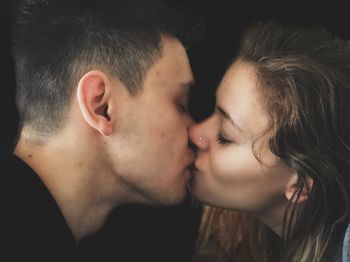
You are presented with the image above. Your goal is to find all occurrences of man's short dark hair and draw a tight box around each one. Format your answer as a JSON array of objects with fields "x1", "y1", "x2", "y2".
[{"x1": 12, "y1": 0, "x2": 203, "y2": 135}]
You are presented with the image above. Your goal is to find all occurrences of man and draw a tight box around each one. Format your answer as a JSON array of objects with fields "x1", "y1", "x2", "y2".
[{"x1": 2, "y1": 0, "x2": 202, "y2": 260}]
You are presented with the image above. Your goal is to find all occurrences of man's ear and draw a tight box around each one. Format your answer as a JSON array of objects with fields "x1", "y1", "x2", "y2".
[
  {"x1": 76, "y1": 70, "x2": 113, "y2": 136},
  {"x1": 285, "y1": 174, "x2": 313, "y2": 203}
]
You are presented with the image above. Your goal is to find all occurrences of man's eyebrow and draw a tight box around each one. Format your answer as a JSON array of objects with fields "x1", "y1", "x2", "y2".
[{"x1": 217, "y1": 106, "x2": 242, "y2": 132}]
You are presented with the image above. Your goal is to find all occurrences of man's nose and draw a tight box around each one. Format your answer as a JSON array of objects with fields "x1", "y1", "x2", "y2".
[{"x1": 185, "y1": 113, "x2": 195, "y2": 129}]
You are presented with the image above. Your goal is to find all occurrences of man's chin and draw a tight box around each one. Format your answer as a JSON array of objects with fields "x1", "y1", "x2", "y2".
[
  {"x1": 186, "y1": 175, "x2": 196, "y2": 195},
  {"x1": 164, "y1": 188, "x2": 189, "y2": 206},
  {"x1": 143, "y1": 186, "x2": 189, "y2": 207}
]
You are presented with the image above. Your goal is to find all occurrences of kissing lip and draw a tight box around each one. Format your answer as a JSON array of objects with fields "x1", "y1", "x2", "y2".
[{"x1": 187, "y1": 161, "x2": 199, "y2": 175}]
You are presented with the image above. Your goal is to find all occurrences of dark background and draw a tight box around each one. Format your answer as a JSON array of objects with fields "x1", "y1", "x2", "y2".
[
  {"x1": 1, "y1": 0, "x2": 17, "y2": 150},
  {"x1": 1, "y1": 1, "x2": 349, "y2": 261}
]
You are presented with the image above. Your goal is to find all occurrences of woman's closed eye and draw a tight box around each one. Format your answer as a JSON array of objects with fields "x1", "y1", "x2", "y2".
[{"x1": 216, "y1": 132, "x2": 233, "y2": 145}]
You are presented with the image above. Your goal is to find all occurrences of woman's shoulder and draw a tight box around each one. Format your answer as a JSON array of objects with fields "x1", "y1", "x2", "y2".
[{"x1": 342, "y1": 223, "x2": 350, "y2": 261}]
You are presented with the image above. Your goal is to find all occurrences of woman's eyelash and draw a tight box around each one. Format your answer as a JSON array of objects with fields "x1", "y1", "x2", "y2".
[{"x1": 216, "y1": 132, "x2": 232, "y2": 145}]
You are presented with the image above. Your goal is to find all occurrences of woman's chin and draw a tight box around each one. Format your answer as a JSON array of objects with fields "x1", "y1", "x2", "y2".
[{"x1": 187, "y1": 176, "x2": 208, "y2": 203}]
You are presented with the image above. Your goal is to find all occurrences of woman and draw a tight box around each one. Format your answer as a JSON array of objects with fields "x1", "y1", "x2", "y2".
[{"x1": 189, "y1": 21, "x2": 350, "y2": 262}]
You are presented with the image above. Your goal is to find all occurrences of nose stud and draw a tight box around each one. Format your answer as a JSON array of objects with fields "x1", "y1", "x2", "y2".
[{"x1": 196, "y1": 136, "x2": 208, "y2": 150}]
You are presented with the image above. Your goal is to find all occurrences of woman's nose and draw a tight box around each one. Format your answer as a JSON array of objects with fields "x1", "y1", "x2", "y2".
[{"x1": 189, "y1": 120, "x2": 209, "y2": 152}]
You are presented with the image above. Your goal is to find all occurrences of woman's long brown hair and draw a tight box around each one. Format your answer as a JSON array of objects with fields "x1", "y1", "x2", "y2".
[{"x1": 194, "y1": 21, "x2": 350, "y2": 262}]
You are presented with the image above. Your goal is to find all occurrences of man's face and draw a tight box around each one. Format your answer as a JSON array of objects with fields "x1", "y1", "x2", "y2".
[{"x1": 109, "y1": 35, "x2": 195, "y2": 205}]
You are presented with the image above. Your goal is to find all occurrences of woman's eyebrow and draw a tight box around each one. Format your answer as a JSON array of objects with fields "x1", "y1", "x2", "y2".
[{"x1": 217, "y1": 106, "x2": 243, "y2": 132}]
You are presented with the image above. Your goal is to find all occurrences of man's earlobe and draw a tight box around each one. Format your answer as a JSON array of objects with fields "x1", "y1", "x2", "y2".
[
  {"x1": 285, "y1": 174, "x2": 313, "y2": 203},
  {"x1": 76, "y1": 70, "x2": 113, "y2": 136}
]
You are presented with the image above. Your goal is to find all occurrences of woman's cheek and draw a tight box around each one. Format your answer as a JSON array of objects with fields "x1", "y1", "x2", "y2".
[{"x1": 210, "y1": 147, "x2": 237, "y2": 183}]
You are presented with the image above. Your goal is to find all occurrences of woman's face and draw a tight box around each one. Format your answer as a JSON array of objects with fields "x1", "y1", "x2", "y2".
[{"x1": 189, "y1": 60, "x2": 295, "y2": 216}]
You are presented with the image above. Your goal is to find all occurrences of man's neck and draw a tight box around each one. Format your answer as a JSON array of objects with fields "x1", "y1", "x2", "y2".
[{"x1": 13, "y1": 131, "x2": 121, "y2": 242}]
